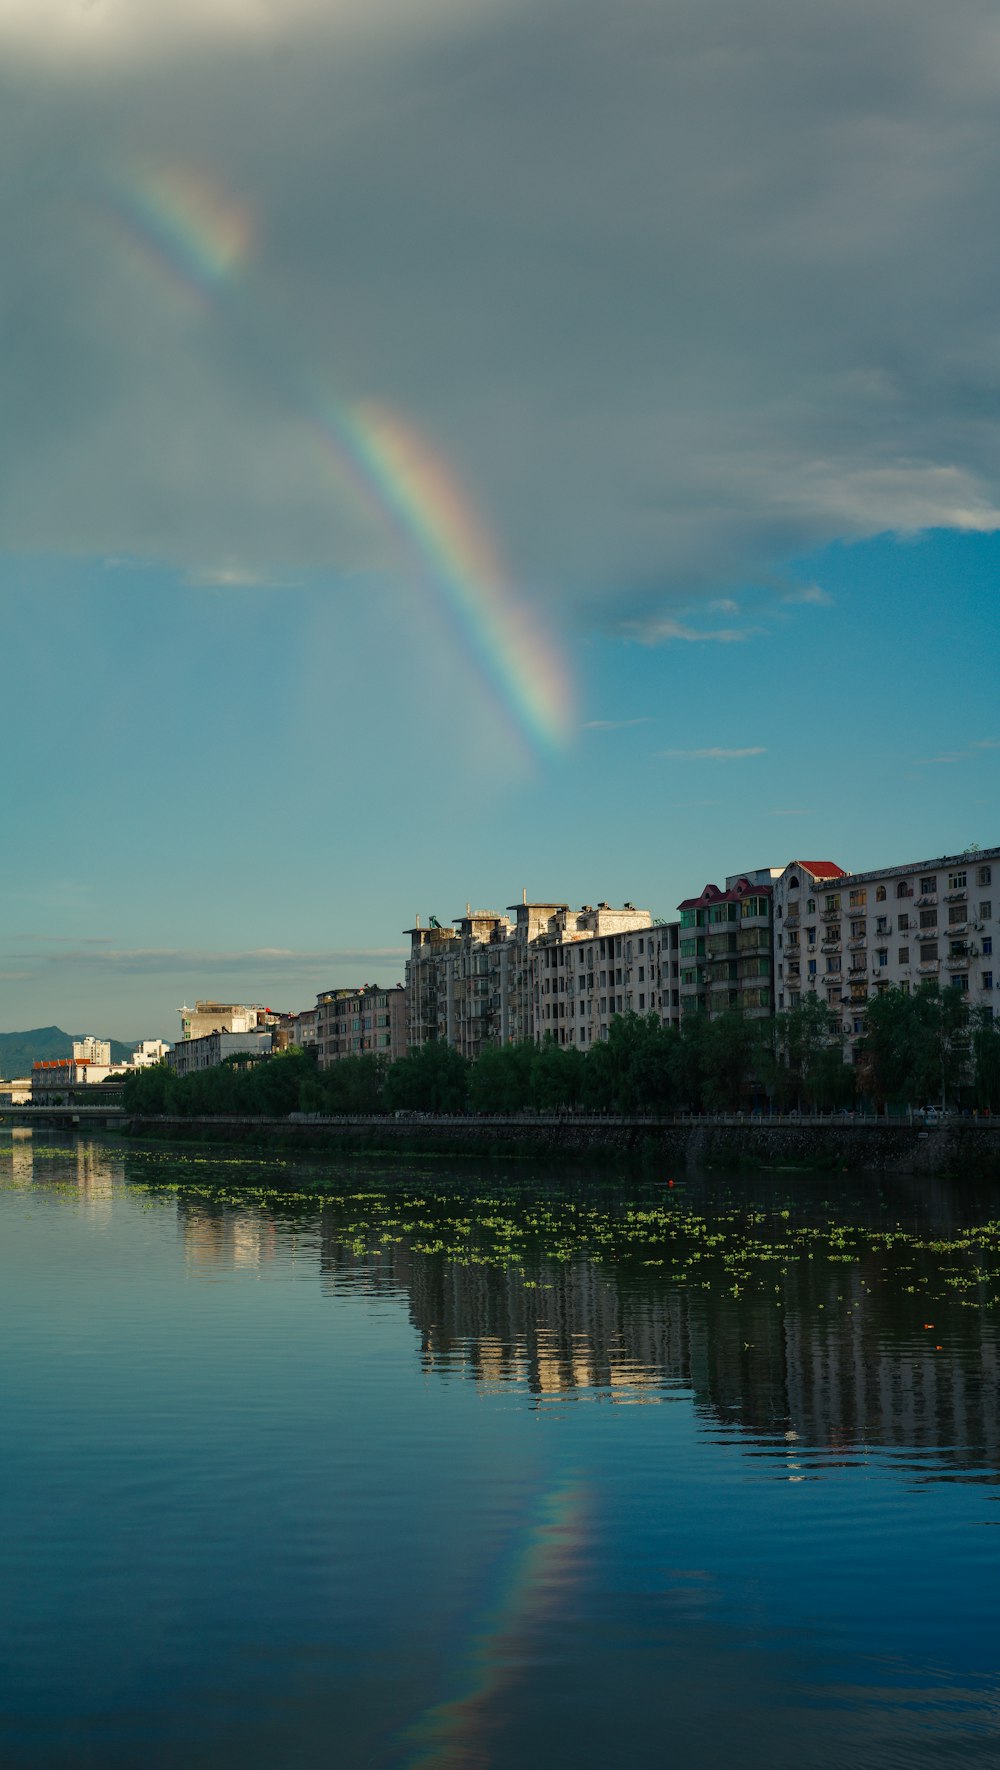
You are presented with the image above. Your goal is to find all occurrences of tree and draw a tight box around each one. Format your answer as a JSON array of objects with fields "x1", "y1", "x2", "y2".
[
  {"x1": 467, "y1": 1043, "x2": 535, "y2": 1113},
  {"x1": 383, "y1": 1040, "x2": 469, "y2": 1114},
  {"x1": 859, "y1": 984, "x2": 970, "y2": 1110},
  {"x1": 972, "y1": 1009, "x2": 1000, "y2": 1109}
]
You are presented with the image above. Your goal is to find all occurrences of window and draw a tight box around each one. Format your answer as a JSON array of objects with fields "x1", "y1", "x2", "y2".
[
  {"x1": 638, "y1": 965, "x2": 645, "y2": 981},
  {"x1": 877, "y1": 949, "x2": 888, "y2": 967},
  {"x1": 849, "y1": 889, "x2": 867, "y2": 907},
  {"x1": 920, "y1": 908, "x2": 938, "y2": 928},
  {"x1": 898, "y1": 913, "x2": 909, "y2": 931},
  {"x1": 638, "y1": 938, "x2": 644, "y2": 954},
  {"x1": 806, "y1": 926, "x2": 817, "y2": 944},
  {"x1": 984, "y1": 937, "x2": 994, "y2": 957},
  {"x1": 984, "y1": 972, "x2": 994, "y2": 991},
  {"x1": 638, "y1": 994, "x2": 645, "y2": 1009},
  {"x1": 920, "y1": 942, "x2": 938, "y2": 961},
  {"x1": 920, "y1": 876, "x2": 937, "y2": 895},
  {"x1": 825, "y1": 893, "x2": 841, "y2": 911},
  {"x1": 981, "y1": 902, "x2": 992, "y2": 921},
  {"x1": 949, "y1": 904, "x2": 967, "y2": 924},
  {"x1": 851, "y1": 919, "x2": 866, "y2": 938},
  {"x1": 978, "y1": 866, "x2": 992, "y2": 887},
  {"x1": 826, "y1": 956, "x2": 841, "y2": 973},
  {"x1": 806, "y1": 898, "x2": 816, "y2": 913},
  {"x1": 854, "y1": 1017, "x2": 864, "y2": 1034},
  {"x1": 952, "y1": 973, "x2": 969, "y2": 992},
  {"x1": 948, "y1": 870, "x2": 967, "y2": 891},
  {"x1": 826, "y1": 926, "x2": 841, "y2": 943},
  {"x1": 898, "y1": 947, "x2": 909, "y2": 964},
  {"x1": 897, "y1": 881, "x2": 911, "y2": 898},
  {"x1": 808, "y1": 960, "x2": 817, "y2": 976},
  {"x1": 876, "y1": 916, "x2": 888, "y2": 934}
]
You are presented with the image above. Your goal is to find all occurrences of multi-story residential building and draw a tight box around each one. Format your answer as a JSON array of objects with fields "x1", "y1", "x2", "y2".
[
  {"x1": 177, "y1": 1001, "x2": 280, "y2": 1041},
  {"x1": 404, "y1": 917, "x2": 460, "y2": 1049},
  {"x1": 779, "y1": 845, "x2": 999, "y2": 1057},
  {"x1": 770, "y1": 861, "x2": 849, "y2": 1011},
  {"x1": 314, "y1": 984, "x2": 408, "y2": 1064},
  {"x1": 291, "y1": 1008, "x2": 318, "y2": 1051},
  {"x1": 167, "y1": 1029, "x2": 273, "y2": 1077},
  {"x1": 677, "y1": 869, "x2": 784, "y2": 1019},
  {"x1": 73, "y1": 1036, "x2": 111, "y2": 1066},
  {"x1": 530, "y1": 903, "x2": 655, "y2": 1046}
]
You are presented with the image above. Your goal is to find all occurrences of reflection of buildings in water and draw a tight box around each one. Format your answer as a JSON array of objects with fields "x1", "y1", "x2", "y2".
[
  {"x1": 74, "y1": 1142, "x2": 123, "y2": 1213},
  {"x1": 315, "y1": 1206, "x2": 1000, "y2": 1474},
  {"x1": 178, "y1": 1202, "x2": 276, "y2": 1271},
  {"x1": 9, "y1": 1128, "x2": 34, "y2": 1187}
]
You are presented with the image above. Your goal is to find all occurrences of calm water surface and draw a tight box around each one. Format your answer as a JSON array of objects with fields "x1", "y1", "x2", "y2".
[{"x1": 2, "y1": 1131, "x2": 999, "y2": 1768}]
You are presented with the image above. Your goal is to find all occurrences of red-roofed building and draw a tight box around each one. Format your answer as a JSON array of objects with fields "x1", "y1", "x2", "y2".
[
  {"x1": 771, "y1": 860, "x2": 849, "y2": 1014},
  {"x1": 678, "y1": 867, "x2": 783, "y2": 1020}
]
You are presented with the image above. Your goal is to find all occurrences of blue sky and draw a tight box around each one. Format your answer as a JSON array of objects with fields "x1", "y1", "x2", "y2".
[{"x1": 2, "y1": 0, "x2": 998, "y2": 1040}]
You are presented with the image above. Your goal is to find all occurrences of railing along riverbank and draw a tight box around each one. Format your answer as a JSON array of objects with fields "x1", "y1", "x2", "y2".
[{"x1": 115, "y1": 1110, "x2": 1000, "y2": 1180}]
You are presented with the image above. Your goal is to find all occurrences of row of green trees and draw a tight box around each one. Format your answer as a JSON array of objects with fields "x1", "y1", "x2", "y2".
[{"x1": 121, "y1": 989, "x2": 1000, "y2": 1121}]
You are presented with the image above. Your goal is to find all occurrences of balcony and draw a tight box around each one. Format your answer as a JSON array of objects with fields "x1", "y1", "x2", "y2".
[
  {"x1": 848, "y1": 938, "x2": 867, "y2": 952},
  {"x1": 848, "y1": 962, "x2": 867, "y2": 977},
  {"x1": 821, "y1": 939, "x2": 842, "y2": 954},
  {"x1": 917, "y1": 961, "x2": 940, "y2": 975},
  {"x1": 947, "y1": 921, "x2": 968, "y2": 937},
  {"x1": 946, "y1": 950, "x2": 974, "y2": 969},
  {"x1": 917, "y1": 894, "x2": 938, "y2": 908},
  {"x1": 784, "y1": 914, "x2": 800, "y2": 931},
  {"x1": 944, "y1": 891, "x2": 967, "y2": 904},
  {"x1": 821, "y1": 908, "x2": 842, "y2": 922}
]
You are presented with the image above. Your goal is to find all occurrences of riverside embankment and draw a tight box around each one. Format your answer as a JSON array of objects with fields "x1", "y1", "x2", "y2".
[{"x1": 121, "y1": 1112, "x2": 1000, "y2": 1179}]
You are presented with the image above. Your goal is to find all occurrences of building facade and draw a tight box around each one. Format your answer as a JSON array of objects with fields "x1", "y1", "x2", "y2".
[
  {"x1": 677, "y1": 870, "x2": 784, "y2": 1020},
  {"x1": 167, "y1": 1030, "x2": 273, "y2": 1077},
  {"x1": 773, "y1": 846, "x2": 998, "y2": 1057},
  {"x1": 73, "y1": 1037, "x2": 111, "y2": 1066},
  {"x1": 314, "y1": 984, "x2": 408, "y2": 1064}
]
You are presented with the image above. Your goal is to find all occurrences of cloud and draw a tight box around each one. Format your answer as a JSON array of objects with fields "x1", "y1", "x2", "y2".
[
  {"x1": 658, "y1": 746, "x2": 766, "y2": 761},
  {"x1": 3, "y1": 0, "x2": 1000, "y2": 620},
  {"x1": 0, "y1": 944, "x2": 408, "y2": 979},
  {"x1": 709, "y1": 598, "x2": 740, "y2": 614},
  {"x1": 782, "y1": 583, "x2": 833, "y2": 606},
  {"x1": 972, "y1": 739, "x2": 1000, "y2": 750},
  {"x1": 583, "y1": 716, "x2": 653, "y2": 730},
  {"x1": 631, "y1": 618, "x2": 751, "y2": 646}
]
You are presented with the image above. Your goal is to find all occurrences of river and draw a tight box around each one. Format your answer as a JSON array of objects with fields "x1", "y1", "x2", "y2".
[{"x1": 1, "y1": 1130, "x2": 999, "y2": 1768}]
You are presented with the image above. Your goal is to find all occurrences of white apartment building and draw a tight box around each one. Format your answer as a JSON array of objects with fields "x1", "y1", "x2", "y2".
[
  {"x1": 130, "y1": 1039, "x2": 171, "y2": 1068},
  {"x1": 73, "y1": 1037, "x2": 111, "y2": 1066},
  {"x1": 167, "y1": 1029, "x2": 273, "y2": 1077},
  {"x1": 771, "y1": 846, "x2": 998, "y2": 1056}
]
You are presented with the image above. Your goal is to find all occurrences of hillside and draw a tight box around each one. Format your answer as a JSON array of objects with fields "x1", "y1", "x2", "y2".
[{"x1": 0, "y1": 1027, "x2": 132, "y2": 1078}]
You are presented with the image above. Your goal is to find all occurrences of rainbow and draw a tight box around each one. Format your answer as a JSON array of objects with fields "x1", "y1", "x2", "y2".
[
  {"x1": 310, "y1": 400, "x2": 574, "y2": 753},
  {"x1": 398, "y1": 1475, "x2": 589, "y2": 1768},
  {"x1": 104, "y1": 166, "x2": 253, "y2": 302},
  {"x1": 99, "y1": 160, "x2": 574, "y2": 751}
]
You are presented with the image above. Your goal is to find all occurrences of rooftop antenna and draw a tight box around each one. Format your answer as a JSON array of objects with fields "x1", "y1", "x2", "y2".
[{"x1": 522, "y1": 886, "x2": 527, "y2": 904}]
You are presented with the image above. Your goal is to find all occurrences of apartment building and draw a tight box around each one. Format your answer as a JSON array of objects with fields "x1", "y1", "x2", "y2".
[
  {"x1": 73, "y1": 1036, "x2": 111, "y2": 1066},
  {"x1": 177, "y1": 1001, "x2": 280, "y2": 1041},
  {"x1": 31, "y1": 1057, "x2": 112, "y2": 1099},
  {"x1": 404, "y1": 917, "x2": 460, "y2": 1049},
  {"x1": 403, "y1": 898, "x2": 569, "y2": 1053},
  {"x1": 778, "y1": 846, "x2": 999, "y2": 1055},
  {"x1": 530, "y1": 903, "x2": 656, "y2": 1046},
  {"x1": 314, "y1": 984, "x2": 407, "y2": 1064},
  {"x1": 168, "y1": 1030, "x2": 273, "y2": 1077},
  {"x1": 771, "y1": 861, "x2": 849, "y2": 1011},
  {"x1": 677, "y1": 869, "x2": 784, "y2": 1019}
]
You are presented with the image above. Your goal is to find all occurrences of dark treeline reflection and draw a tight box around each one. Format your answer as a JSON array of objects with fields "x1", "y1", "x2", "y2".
[{"x1": 160, "y1": 1157, "x2": 1000, "y2": 1482}]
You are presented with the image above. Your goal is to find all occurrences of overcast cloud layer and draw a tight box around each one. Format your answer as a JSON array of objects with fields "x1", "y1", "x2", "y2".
[{"x1": 4, "y1": 0, "x2": 1000, "y2": 618}]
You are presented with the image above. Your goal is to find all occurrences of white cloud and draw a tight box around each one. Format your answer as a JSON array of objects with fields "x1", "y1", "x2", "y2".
[
  {"x1": 631, "y1": 618, "x2": 750, "y2": 646},
  {"x1": 783, "y1": 583, "x2": 833, "y2": 606},
  {"x1": 583, "y1": 716, "x2": 652, "y2": 730},
  {"x1": 659, "y1": 746, "x2": 766, "y2": 761}
]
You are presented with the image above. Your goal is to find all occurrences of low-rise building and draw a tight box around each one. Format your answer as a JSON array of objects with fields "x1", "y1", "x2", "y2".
[
  {"x1": 167, "y1": 1030, "x2": 273, "y2": 1078},
  {"x1": 32, "y1": 1058, "x2": 112, "y2": 1100},
  {"x1": 130, "y1": 1039, "x2": 171, "y2": 1068},
  {"x1": 177, "y1": 1001, "x2": 278, "y2": 1041}
]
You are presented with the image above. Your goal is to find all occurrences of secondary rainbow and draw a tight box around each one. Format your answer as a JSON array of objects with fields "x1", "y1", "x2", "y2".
[{"x1": 104, "y1": 166, "x2": 253, "y2": 303}]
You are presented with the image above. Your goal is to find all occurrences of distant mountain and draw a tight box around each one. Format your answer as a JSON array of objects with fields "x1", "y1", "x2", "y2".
[{"x1": 0, "y1": 1027, "x2": 133, "y2": 1078}]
